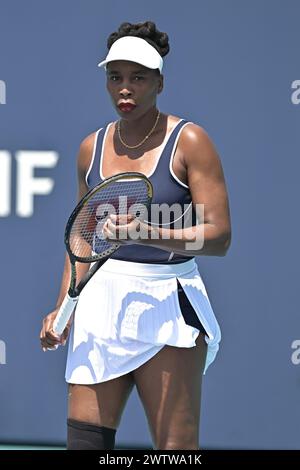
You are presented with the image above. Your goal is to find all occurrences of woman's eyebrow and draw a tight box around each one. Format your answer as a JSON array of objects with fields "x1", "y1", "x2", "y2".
[
  {"x1": 132, "y1": 69, "x2": 148, "y2": 74},
  {"x1": 107, "y1": 69, "x2": 148, "y2": 75}
]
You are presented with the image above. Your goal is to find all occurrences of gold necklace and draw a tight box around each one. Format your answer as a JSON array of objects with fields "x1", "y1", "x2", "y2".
[{"x1": 117, "y1": 110, "x2": 161, "y2": 149}]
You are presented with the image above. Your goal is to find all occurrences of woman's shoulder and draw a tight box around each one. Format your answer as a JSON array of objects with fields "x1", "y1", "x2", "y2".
[
  {"x1": 169, "y1": 114, "x2": 207, "y2": 137},
  {"x1": 171, "y1": 114, "x2": 213, "y2": 147},
  {"x1": 77, "y1": 130, "x2": 98, "y2": 175},
  {"x1": 79, "y1": 122, "x2": 110, "y2": 150},
  {"x1": 166, "y1": 114, "x2": 212, "y2": 150},
  {"x1": 173, "y1": 116, "x2": 219, "y2": 166},
  {"x1": 79, "y1": 130, "x2": 97, "y2": 150},
  {"x1": 77, "y1": 123, "x2": 110, "y2": 172}
]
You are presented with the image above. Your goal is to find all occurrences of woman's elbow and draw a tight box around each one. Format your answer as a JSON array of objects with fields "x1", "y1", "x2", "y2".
[
  {"x1": 195, "y1": 227, "x2": 232, "y2": 257},
  {"x1": 217, "y1": 231, "x2": 231, "y2": 256},
  {"x1": 207, "y1": 230, "x2": 231, "y2": 257}
]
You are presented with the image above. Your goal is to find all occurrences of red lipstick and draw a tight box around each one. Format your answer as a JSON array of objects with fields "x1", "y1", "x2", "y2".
[{"x1": 117, "y1": 101, "x2": 136, "y2": 113}]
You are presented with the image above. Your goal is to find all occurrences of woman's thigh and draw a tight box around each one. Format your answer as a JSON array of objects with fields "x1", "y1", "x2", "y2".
[
  {"x1": 132, "y1": 333, "x2": 207, "y2": 450},
  {"x1": 68, "y1": 372, "x2": 135, "y2": 429}
]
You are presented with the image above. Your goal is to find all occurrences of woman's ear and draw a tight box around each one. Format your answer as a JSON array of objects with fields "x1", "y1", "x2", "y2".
[{"x1": 157, "y1": 74, "x2": 164, "y2": 94}]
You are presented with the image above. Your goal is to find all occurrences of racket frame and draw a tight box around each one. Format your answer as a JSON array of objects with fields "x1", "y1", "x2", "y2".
[
  {"x1": 64, "y1": 171, "x2": 153, "y2": 264},
  {"x1": 52, "y1": 171, "x2": 153, "y2": 337}
]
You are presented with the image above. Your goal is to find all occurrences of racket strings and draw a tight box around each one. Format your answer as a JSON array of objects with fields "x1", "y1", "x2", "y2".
[{"x1": 69, "y1": 179, "x2": 150, "y2": 260}]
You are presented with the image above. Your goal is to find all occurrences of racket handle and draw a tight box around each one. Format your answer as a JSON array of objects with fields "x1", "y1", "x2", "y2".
[{"x1": 52, "y1": 294, "x2": 79, "y2": 336}]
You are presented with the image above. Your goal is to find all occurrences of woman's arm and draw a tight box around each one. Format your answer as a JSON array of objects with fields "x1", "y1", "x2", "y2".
[
  {"x1": 146, "y1": 124, "x2": 231, "y2": 256},
  {"x1": 105, "y1": 124, "x2": 231, "y2": 257}
]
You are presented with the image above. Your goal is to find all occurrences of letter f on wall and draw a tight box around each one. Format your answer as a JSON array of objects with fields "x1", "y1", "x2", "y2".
[{"x1": 15, "y1": 151, "x2": 58, "y2": 217}]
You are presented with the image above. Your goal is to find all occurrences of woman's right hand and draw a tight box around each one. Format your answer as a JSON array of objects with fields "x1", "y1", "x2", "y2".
[{"x1": 40, "y1": 308, "x2": 72, "y2": 351}]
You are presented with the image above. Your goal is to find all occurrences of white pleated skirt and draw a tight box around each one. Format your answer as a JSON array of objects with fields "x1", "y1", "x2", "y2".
[{"x1": 65, "y1": 258, "x2": 221, "y2": 384}]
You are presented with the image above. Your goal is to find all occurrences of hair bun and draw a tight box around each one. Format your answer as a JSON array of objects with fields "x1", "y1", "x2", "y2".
[{"x1": 107, "y1": 21, "x2": 170, "y2": 58}]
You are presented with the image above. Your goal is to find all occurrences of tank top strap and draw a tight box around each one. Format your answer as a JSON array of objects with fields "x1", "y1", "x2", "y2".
[
  {"x1": 150, "y1": 118, "x2": 192, "y2": 181},
  {"x1": 86, "y1": 118, "x2": 193, "y2": 188},
  {"x1": 85, "y1": 125, "x2": 108, "y2": 187}
]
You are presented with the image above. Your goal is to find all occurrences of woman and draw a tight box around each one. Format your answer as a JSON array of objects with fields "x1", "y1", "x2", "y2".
[{"x1": 40, "y1": 21, "x2": 231, "y2": 450}]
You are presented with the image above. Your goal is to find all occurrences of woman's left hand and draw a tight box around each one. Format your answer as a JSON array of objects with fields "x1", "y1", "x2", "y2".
[{"x1": 102, "y1": 213, "x2": 150, "y2": 245}]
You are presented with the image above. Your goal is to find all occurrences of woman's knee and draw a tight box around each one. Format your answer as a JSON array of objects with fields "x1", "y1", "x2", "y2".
[
  {"x1": 67, "y1": 375, "x2": 134, "y2": 450},
  {"x1": 155, "y1": 427, "x2": 199, "y2": 450},
  {"x1": 68, "y1": 373, "x2": 134, "y2": 429},
  {"x1": 67, "y1": 418, "x2": 117, "y2": 450}
]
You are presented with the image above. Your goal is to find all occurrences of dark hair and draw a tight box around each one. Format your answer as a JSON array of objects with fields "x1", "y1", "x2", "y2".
[{"x1": 107, "y1": 21, "x2": 170, "y2": 58}]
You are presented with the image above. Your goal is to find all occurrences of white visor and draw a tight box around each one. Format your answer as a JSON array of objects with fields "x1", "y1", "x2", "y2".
[{"x1": 97, "y1": 36, "x2": 163, "y2": 73}]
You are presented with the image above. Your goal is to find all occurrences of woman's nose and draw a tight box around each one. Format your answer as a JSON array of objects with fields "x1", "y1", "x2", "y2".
[{"x1": 119, "y1": 88, "x2": 132, "y2": 97}]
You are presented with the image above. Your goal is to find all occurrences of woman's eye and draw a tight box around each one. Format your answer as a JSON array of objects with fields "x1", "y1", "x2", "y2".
[
  {"x1": 134, "y1": 76, "x2": 144, "y2": 81},
  {"x1": 110, "y1": 76, "x2": 119, "y2": 81}
]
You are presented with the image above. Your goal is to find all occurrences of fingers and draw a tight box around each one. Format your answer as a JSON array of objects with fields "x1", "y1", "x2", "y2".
[
  {"x1": 102, "y1": 218, "x2": 116, "y2": 241},
  {"x1": 40, "y1": 314, "x2": 63, "y2": 351},
  {"x1": 45, "y1": 344, "x2": 59, "y2": 351},
  {"x1": 103, "y1": 214, "x2": 137, "y2": 242},
  {"x1": 61, "y1": 324, "x2": 71, "y2": 347},
  {"x1": 40, "y1": 331, "x2": 62, "y2": 351},
  {"x1": 108, "y1": 213, "x2": 135, "y2": 227},
  {"x1": 40, "y1": 310, "x2": 73, "y2": 351},
  {"x1": 114, "y1": 214, "x2": 135, "y2": 224}
]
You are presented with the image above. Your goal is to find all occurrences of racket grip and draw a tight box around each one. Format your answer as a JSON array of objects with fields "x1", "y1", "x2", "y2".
[{"x1": 52, "y1": 294, "x2": 79, "y2": 336}]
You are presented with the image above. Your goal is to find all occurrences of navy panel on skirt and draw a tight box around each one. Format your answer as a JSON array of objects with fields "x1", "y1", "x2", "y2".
[{"x1": 176, "y1": 280, "x2": 207, "y2": 335}]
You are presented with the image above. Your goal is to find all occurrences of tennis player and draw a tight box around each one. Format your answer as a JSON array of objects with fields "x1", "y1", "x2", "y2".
[{"x1": 40, "y1": 21, "x2": 231, "y2": 450}]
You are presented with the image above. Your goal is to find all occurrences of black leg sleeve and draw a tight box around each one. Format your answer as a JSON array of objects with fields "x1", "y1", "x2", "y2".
[{"x1": 67, "y1": 418, "x2": 117, "y2": 450}]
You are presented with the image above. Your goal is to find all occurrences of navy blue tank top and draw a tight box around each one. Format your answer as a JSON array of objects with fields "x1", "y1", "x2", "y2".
[{"x1": 86, "y1": 118, "x2": 196, "y2": 264}]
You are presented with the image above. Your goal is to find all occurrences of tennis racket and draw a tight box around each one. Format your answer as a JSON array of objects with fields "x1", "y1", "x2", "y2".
[{"x1": 52, "y1": 171, "x2": 153, "y2": 337}]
